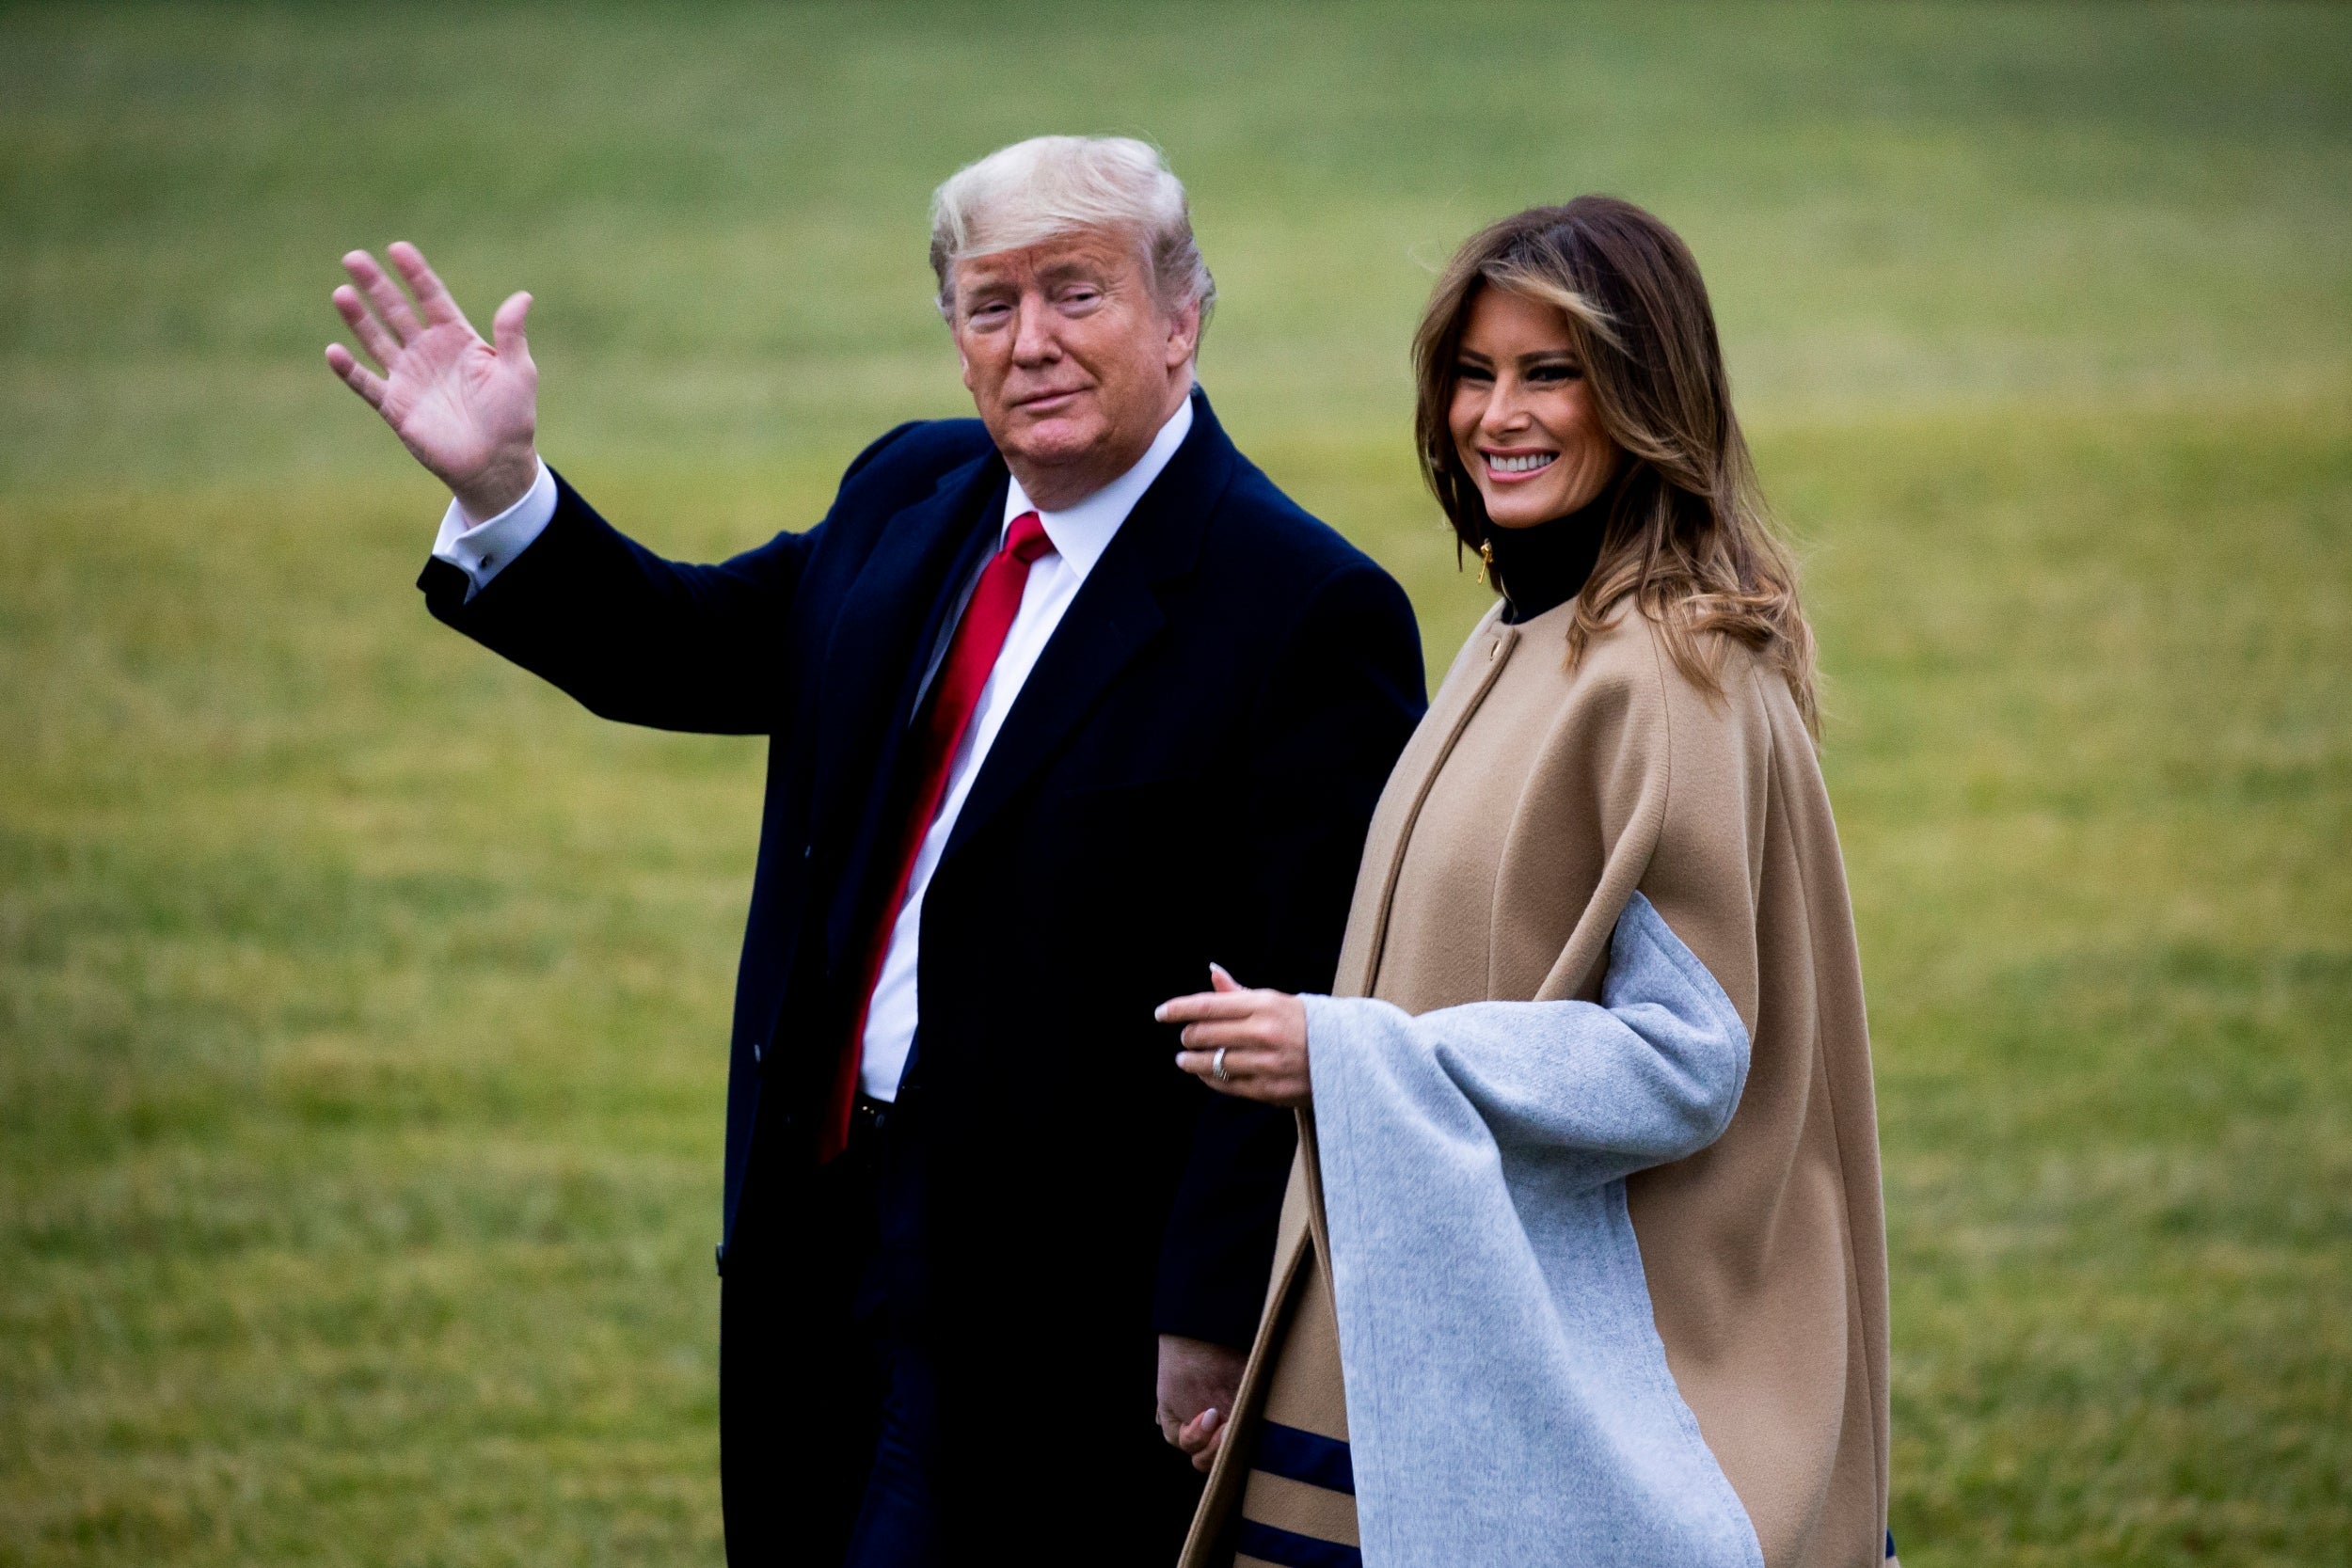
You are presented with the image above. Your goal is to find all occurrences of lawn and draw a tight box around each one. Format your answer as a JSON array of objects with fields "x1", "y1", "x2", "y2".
[{"x1": 2, "y1": 4, "x2": 2348, "y2": 1564}]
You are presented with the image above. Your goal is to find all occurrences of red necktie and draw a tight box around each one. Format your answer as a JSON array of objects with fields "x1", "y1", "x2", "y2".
[{"x1": 818, "y1": 510, "x2": 1057, "y2": 1161}]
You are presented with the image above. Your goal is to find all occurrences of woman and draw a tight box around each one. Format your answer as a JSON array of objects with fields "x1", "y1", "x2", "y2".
[{"x1": 1159, "y1": 198, "x2": 1892, "y2": 1567}]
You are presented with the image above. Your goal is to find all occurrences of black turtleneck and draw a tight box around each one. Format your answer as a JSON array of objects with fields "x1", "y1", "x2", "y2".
[{"x1": 1487, "y1": 493, "x2": 1609, "y2": 624}]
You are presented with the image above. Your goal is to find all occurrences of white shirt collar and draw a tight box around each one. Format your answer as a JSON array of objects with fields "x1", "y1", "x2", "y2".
[{"x1": 1000, "y1": 393, "x2": 1196, "y2": 578}]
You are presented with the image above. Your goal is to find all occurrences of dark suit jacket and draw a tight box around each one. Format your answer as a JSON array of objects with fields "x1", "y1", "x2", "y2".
[{"x1": 420, "y1": 388, "x2": 1424, "y2": 1555}]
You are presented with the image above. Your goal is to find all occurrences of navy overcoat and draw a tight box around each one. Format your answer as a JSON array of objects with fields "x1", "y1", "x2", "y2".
[{"x1": 420, "y1": 388, "x2": 1424, "y2": 1557}]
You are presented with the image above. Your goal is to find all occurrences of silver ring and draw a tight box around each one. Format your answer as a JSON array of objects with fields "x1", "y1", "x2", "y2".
[{"x1": 1212, "y1": 1047, "x2": 1230, "y2": 1084}]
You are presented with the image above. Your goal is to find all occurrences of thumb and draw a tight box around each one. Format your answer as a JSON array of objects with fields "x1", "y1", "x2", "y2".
[
  {"x1": 491, "y1": 291, "x2": 533, "y2": 360},
  {"x1": 1209, "y1": 963, "x2": 1243, "y2": 993}
]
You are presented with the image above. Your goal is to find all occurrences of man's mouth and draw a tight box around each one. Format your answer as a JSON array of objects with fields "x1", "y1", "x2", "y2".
[
  {"x1": 1484, "y1": 450, "x2": 1558, "y2": 480},
  {"x1": 1013, "y1": 387, "x2": 1088, "y2": 412}
]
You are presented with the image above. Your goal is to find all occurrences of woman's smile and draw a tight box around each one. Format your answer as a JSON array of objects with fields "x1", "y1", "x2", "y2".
[
  {"x1": 1483, "y1": 448, "x2": 1559, "y2": 480},
  {"x1": 1448, "y1": 286, "x2": 1616, "y2": 528}
]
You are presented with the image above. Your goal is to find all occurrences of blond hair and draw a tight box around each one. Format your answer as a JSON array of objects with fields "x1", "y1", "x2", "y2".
[{"x1": 928, "y1": 135, "x2": 1216, "y2": 335}]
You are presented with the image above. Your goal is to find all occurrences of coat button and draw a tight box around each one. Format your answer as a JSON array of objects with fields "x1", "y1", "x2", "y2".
[
  {"x1": 713, "y1": 1243, "x2": 726, "y2": 1276},
  {"x1": 752, "y1": 1038, "x2": 764, "y2": 1066}
]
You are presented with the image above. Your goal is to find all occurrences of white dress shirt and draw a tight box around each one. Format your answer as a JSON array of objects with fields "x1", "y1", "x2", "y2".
[
  {"x1": 858, "y1": 395, "x2": 1192, "y2": 1098},
  {"x1": 431, "y1": 456, "x2": 558, "y2": 600},
  {"x1": 429, "y1": 396, "x2": 1197, "y2": 1101}
]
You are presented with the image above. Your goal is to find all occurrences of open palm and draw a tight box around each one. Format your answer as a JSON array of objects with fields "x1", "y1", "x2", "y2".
[{"x1": 326, "y1": 242, "x2": 540, "y2": 520}]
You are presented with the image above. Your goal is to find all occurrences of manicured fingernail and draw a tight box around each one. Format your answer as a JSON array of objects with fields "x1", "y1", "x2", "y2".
[
  {"x1": 1201, "y1": 1407, "x2": 1221, "y2": 1429},
  {"x1": 1154, "y1": 1004, "x2": 1168, "y2": 1022}
]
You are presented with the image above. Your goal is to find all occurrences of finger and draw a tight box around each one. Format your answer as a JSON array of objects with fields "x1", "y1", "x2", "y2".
[
  {"x1": 490, "y1": 290, "x2": 533, "y2": 361},
  {"x1": 331, "y1": 284, "x2": 400, "y2": 370},
  {"x1": 1156, "y1": 990, "x2": 1262, "y2": 1024},
  {"x1": 1178, "y1": 1020, "x2": 1286, "y2": 1051},
  {"x1": 1175, "y1": 1050, "x2": 1223, "y2": 1084},
  {"x1": 388, "y1": 240, "x2": 469, "y2": 329},
  {"x1": 1177, "y1": 1062, "x2": 1290, "y2": 1103},
  {"x1": 1179, "y1": 1044, "x2": 1306, "y2": 1096},
  {"x1": 1176, "y1": 1045, "x2": 1270, "y2": 1079},
  {"x1": 1180, "y1": 1409, "x2": 1228, "y2": 1469},
  {"x1": 342, "y1": 249, "x2": 423, "y2": 343},
  {"x1": 1210, "y1": 963, "x2": 1244, "y2": 991},
  {"x1": 1177, "y1": 1406, "x2": 1222, "y2": 1453},
  {"x1": 325, "y1": 344, "x2": 388, "y2": 409}
]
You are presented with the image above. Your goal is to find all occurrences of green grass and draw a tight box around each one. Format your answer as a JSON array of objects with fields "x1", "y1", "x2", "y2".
[{"x1": 3, "y1": 3, "x2": 2348, "y2": 1563}]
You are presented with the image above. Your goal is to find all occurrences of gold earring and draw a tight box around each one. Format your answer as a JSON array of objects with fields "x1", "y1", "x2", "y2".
[{"x1": 1475, "y1": 538, "x2": 1496, "y2": 588}]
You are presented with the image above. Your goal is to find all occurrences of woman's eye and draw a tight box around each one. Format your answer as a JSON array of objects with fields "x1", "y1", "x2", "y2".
[
  {"x1": 1454, "y1": 363, "x2": 1493, "y2": 383},
  {"x1": 1531, "y1": 363, "x2": 1583, "y2": 383}
]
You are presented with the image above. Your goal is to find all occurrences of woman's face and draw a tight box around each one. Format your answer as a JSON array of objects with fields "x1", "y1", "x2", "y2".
[{"x1": 1448, "y1": 287, "x2": 1617, "y2": 530}]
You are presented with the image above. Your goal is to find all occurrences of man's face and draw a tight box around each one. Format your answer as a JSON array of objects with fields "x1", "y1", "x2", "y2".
[{"x1": 950, "y1": 230, "x2": 1198, "y2": 507}]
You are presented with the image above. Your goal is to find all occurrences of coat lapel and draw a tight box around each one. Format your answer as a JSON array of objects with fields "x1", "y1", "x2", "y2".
[
  {"x1": 1335, "y1": 611, "x2": 1518, "y2": 999},
  {"x1": 940, "y1": 390, "x2": 1236, "y2": 868},
  {"x1": 804, "y1": 450, "x2": 1006, "y2": 957}
]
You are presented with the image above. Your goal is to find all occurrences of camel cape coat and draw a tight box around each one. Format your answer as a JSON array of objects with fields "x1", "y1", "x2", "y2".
[{"x1": 1182, "y1": 599, "x2": 1890, "y2": 1568}]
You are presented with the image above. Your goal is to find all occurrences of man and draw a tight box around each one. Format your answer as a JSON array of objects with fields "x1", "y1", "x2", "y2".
[{"x1": 325, "y1": 135, "x2": 1423, "y2": 1564}]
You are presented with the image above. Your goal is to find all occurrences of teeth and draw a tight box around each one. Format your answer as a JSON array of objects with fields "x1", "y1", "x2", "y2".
[{"x1": 1490, "y1": 452, "x2": 1556, "y2": 474}]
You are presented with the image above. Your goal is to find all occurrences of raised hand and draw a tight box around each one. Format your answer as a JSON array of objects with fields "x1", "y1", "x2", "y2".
[{"x1": 325, "y1": 242, "x2": 540, "y2": 521}]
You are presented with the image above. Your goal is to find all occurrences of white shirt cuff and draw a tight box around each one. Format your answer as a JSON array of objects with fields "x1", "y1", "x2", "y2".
[{"x1": 430, "y1": 458, "x2": 557, "y2": 602}]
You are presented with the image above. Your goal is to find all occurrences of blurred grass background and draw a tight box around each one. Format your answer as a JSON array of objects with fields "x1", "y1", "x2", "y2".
[{"x1": 2, "y1": 3, "x2": 2347, "y2": 1564}]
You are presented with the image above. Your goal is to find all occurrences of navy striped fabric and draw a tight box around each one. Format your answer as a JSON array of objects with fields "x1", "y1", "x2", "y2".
[
  {"x1": 1253, "y1": 1421, "x2": 1356, "y2": 1495},
  {"x1": 1234, "y1": 1519, "x2": 1364, "y2": 1568}
]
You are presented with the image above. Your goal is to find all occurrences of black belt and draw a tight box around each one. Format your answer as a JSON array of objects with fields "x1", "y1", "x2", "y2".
[{"x1": 848, "y1": 1090, "x2": 895, "y2": 1150}]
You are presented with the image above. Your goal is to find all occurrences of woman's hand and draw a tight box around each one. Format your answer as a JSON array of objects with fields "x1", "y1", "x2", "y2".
[
  {"x1": 1156, "y1": 1335, "x2": 1243, "y2": 1473},
  {"x1": 1159, "y1": 965, "x2": 1311, "y2": 1107},
  {"x1": 1175, "y1": 1402, "x2": 1230, "y2": 1471}
]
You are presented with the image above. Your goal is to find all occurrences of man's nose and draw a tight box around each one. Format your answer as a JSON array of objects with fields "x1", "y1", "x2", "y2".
[{"x1": 1010, "y1": 296, "x2": 1059, "y2": 364}]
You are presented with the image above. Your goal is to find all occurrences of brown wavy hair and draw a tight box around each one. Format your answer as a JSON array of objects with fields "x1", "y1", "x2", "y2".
[{"x1": 1413, "y1": 197, "x2": 1818, "y2": 732}]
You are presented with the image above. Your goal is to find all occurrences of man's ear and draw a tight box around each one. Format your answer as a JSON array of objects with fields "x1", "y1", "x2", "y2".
[{"x1": 1164, "y1": 298, "x2": 1201, "y2": 369}]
